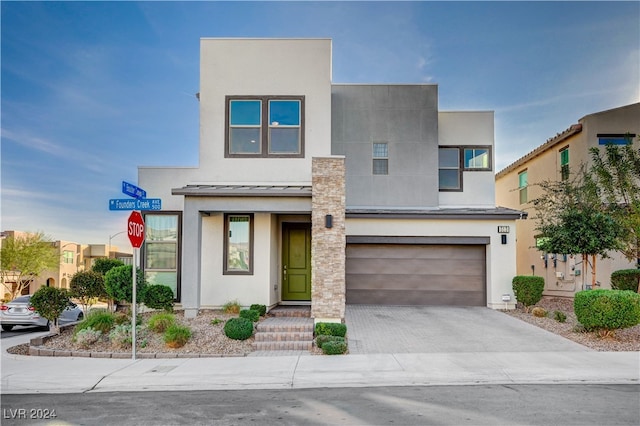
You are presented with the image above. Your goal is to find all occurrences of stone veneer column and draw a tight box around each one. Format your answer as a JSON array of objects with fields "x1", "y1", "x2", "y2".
[{"x1": 311, "y1": 156, "x2": 346, "y2": 323}]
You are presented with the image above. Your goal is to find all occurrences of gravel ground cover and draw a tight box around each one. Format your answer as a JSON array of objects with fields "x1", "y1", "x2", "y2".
[{"x1": 6, "y1": 297, "x2": 640, "y2": 356}]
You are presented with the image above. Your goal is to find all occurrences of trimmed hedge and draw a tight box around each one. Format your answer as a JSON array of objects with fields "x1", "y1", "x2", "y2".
[
  {"x1": 315, "y1": 334, "x2": 345, "y2": 349},
  {"x1": 574, "y1": 289, "x2": 640, "y2": 331},
  {"x1": 143, "y1": 284, "x2": 175, "y2": 312},
  {"x1": 512, "y1": 276, "x2": 545, "y2": 309},
  {"x1": 314, "y1": 322, "x2": 347, "y2": 338},
  {"x1": 611, "y1": 269, "x2": 640, "y2": 292},
  {"x1": 239, "y1": 309, "x2": 260, "y2": 322},
  {"x1": 322, "y1": 340, "x2": 348, "y2": 355},
  {"x1": 224, "y1": 317, "x2": 254, "y2": 340},
  {"x1": 250, "y1": 304, "x2": 267, "y2": 316}
]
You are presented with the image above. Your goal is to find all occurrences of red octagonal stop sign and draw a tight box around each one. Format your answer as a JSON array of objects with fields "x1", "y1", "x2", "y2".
[{"x1": 127, "y1": 211, "x2": 145, "y2": 248}]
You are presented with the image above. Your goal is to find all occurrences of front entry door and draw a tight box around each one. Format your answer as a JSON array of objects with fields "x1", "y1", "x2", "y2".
[{"x1": 282, "y1": 223, "x2": 311, "y2": 301}]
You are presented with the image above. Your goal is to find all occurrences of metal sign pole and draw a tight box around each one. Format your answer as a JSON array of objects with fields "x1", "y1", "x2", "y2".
[{"x1": 132, "y1": 248, "x2": 137, "y2": 360}]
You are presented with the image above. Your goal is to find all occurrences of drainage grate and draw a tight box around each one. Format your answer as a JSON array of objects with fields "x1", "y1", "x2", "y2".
[{"x1": 147, "y1": 365, "x2": 177, "y2": 374}]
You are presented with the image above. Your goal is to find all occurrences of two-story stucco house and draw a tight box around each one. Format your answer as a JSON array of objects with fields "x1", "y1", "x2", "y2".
[
  {"x1": 496, "y1": 103, "x2": 640, "y2": 296},
  {"x1": 138, "y1": 38, "x2": 524, "y2": 322}
]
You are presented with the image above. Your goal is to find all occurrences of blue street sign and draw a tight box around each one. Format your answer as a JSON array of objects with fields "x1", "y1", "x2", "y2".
[
  {"x1": 109, "y1": 198, "x2": 161, "y2": 211},
  {"x1": 122, "y1": 181, "x2": 147, "y2": 199}
]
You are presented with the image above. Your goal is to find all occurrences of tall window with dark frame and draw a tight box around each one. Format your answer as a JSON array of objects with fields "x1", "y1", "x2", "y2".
[
  {"x1": 144, "y1": 213, "x2": 180, "y2": 300},
  {"x1": 224, "y1": 214, "x2": 253, "y2": 275},
  {"x1": 439, "y1": 147, "x2": 461, "y2": 191},
  {"x1": 372, "y1": 142, "x2": 388, "y2": 175},
  {"x1": 226, "y1": 96, "x2": 304, "y2": 158},
  {"x1": 560, "y1": 148, "x2": 570, "y2": 180}
]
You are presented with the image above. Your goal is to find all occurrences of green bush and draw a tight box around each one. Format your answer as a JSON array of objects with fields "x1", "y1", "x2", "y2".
[
  {"x1": 553, "y1": 310, "x2": 567, "y2": 323},
  {"x1": 164, "y1": 324, "x2": 192, "y2": 348},
  {"x1": 314, "y1": 322, "x2": 347, "y2": 338},
  {"x1": 224, "y1": 317, "x2": 254, "y2": 340},
  {"x1": 512, "y1": 276, "x2": 545, "y2": 309},
  {"x1": 574, "y1": 289, "x2": 640, "y2": 331},
  {"x1": 148, "y1": 312, "x2": 176, "y2": 333},
  {"x1": 250, "y1": 304, "x2": 267, "y2": 316},
  {"x1": 315, "y1": 334, "x2": 345, "y2": 349},
  {"x1": 143, "y1": 284, "x2": 175, "y2": 312},
  {"x1": 322, "y1": 340, "x2": 348, "y2": 355},
  {"x1": 69, "y1": 270, "x2": 106, "y2": 309},
  {"x1": 92, "y1": 258, "x2": 125, "y2": 276},
  {"x1": 104, "y1": 265, "x2": 146, "y2": 304},
  {"x1": 611, "y1": 269, "x2": 640, "y2": 292},
  {"x1": 239, "y1": 309, "x2": 260, "y2": 322},
  {"x1": 30, "y1": 287, "x2": 71, "y2": 329},
  {"x1": 74, "y1": 311, "x2": 116, "y2": 336}
]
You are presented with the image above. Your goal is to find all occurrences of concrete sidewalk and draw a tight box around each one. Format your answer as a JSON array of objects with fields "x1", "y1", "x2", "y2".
[{"x1": 2, "y1": 332, "x2": 638, "y2": 394}]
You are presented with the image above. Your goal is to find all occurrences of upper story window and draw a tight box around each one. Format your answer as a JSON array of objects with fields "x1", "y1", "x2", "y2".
[
  {"x1": 62, "y1": 251, "x2": 74, "y2": 264},
  {"x1": 439, "y1": 147, "x2": 461, "y2": 191},
  {"x1": 597, "y1": 133, "x2": 636, "y2": 146},
  {"x1": 226, "y1": 96, "x2": 304, "y2": 158},
  {"x1": 463, "y1": 147, "x2": 491, "y2": 170},
  {"x1": 372, "y1": 142, "x2": 388, "y2": 175},
  {"x1": 560, "y1": 147, "x2": 569, "y2": 181},
  {"x1": 518, "y1": 170, "x2": 528, "y2": 204}
]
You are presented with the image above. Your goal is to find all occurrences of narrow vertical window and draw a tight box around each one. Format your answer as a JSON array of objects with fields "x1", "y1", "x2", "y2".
[
  {"x1": 518, "y1": 170, "x2": 528, "y2": 204},
  {"x1": 372, "y1": 142, "x2": 388, "y2": 175},
  {"x1": 560, "y1": 148, "x2": 569, "y2": 180},
  {"x1": 224, "y1": 214, "x2": 253, "y2": 275},
  {"x1": 439, "y1": 147, "x2": 461, "y2": 190},
  {"x1": 144, "y1": 213, "x2": 180, "y2": 299}
]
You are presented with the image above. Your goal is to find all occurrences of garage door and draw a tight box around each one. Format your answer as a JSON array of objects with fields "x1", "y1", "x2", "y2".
[{"x1": 346, "y1": 244, "x2": 486, "y2": 306}]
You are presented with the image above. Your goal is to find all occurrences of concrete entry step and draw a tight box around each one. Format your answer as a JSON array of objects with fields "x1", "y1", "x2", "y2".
[
  {"x1": 268, "y1": 305, "x2": 311, "y2": 318},
  {"x1": 253, "y1": 306, "x2": 314, "y2": 352}
]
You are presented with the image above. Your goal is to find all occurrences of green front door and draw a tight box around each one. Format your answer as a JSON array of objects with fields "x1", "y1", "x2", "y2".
[{"x1": 282, "y1": 223, "x2": 311, "y2": 301}]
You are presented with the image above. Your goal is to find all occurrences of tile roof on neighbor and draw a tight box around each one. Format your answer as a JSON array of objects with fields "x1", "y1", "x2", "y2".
[{"x1": 172, "y1": 185, "x2": 312, "y2": 197}]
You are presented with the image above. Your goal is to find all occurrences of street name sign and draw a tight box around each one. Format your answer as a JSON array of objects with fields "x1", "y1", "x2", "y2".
[
  {"x1": 122, "y1": 181, "x2": 147, "y2": 199},
  {"x1": 109, "y1": 198, "x2": 162, "y2": 211}
]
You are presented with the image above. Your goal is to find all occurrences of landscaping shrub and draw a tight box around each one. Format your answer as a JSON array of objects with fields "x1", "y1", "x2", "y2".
[
  {"x1": 109, "y1": 324, "x2": 134, "y2": 349},
  {"x1": 315, "y1": 334, "x2": 345, "y2": 349},
  {"x1": 574, "y1": 289, "x2": 640, "y2": 331},
  {"x1": 92, "y1": 258, "x2": 124, "y2": 276},
  {"x1": 30, "y1": 287, "x2": 71, "y2": 331},
  {"x1": 239, "y1": 309, "x2": 260, "y2": 322},
  {"x1": 611, "y1": 269, "x2": 640, "y2": 292},
  {"x1": 531, "y1": 307, "x2": 547, "y2": 318},
  {"x1": 104, "y1": 265, "x2": 146, "y2": 304},
  {"x1": 553, "y1": 310, "x2": 567, "y2": 323},
  {"x1": 148, "y1": 312, "x2": 176, "y2": 333},
  {"x1": 164, "y1": 324, "x2": 192, "y2": 348},
  {"x1": 224, "y1": 317, "x2": 254, "y2": 340},
  {"x1": 314, "y1": 322, "x2": 347, "y2": 338},
  {"x1": 222, "y1": 300, "x2": 241, "y2": 314},
  {"x1": 322, "y1": 340, "x2": 348, "y2": 355},
  {"x1": 143, "y1": 284, "x2": 175, "y2": 312},
  {"x1": 113, "y1": 311, "x2": 131, "y2": 325},
  {"x1": 74, "y1": 311, "x2": 115, "y2": 336},
  {"x1": 73, "y1": 327, "x2": 102, "y2": 348},
  {"x1": 512, "y1": 276, "x2": 545, "y2": 310},
  {"x1": 70, "y1": 270, "x2": 106, "y2": 312},
  {"x1": 250, "y1": 304, "x2": 267, "y2": 316}
]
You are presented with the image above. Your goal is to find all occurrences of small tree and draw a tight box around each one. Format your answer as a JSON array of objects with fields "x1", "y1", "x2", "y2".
[
  {"x1": 92, "y1": 258, "x2": 125, "y2": 276},
  {"x1": 30, "y1": 286, "x2": 71, "y2": 334},
  {"x1": 104, "y1": 265, "x2": 146, "y2": 306},
  {"x1": 70, "y1": 270, "x2": 106, "y2": 313},
  {"x1": 142, "y1": 284, "x2": 174, "y2": 312},
  {"x1": 1, "y1": 232, "x2": 59, "y2": 300}
]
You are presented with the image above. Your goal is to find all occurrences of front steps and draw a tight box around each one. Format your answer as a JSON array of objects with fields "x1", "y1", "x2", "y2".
[{"x1": 252, "y1": 306, "x2": 314, "y2": 352}]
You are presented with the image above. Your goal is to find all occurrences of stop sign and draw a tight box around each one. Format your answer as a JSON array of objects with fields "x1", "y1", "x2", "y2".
[{"x1": 127, "y1": 211, "x2": 145, "y2": 248}]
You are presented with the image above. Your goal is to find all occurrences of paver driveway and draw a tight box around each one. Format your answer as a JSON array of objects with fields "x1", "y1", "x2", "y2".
[{"x1": 345, "y1": 305, "x2": 590, "y2": 354}]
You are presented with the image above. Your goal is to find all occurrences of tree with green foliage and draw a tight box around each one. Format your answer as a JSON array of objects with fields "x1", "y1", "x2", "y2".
[
  {"x1": 30, "y1": 286, "x2": 71, "y2": 334},
  {"x1": 104, "y1": 265, "x2": 146, "y2": 305},
  {"x1": 70, "y1": 270, "x2": 106, "y2": 313},
  {"x1": 589, "y1": 136, "x2": 640, "y2": 274},
  {"x1": 1, "y1": 232, "x2": 59, "y2": 300},
  {"x1": 532, "y1": 167, "x2": 623, "y2": 289},
  {"x1": 92, "y1": 258, "x2": 125, "y2": 276}
]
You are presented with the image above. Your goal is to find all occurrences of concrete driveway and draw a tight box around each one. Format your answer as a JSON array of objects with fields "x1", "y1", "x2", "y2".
[{"x1": 345, "y1": 305, "x2": 590, "y2": 354}]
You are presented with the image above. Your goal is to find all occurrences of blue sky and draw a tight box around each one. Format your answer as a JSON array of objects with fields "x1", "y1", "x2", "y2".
[{"x1": 2, "y1": 1, "x2": 639, "y2": 248}]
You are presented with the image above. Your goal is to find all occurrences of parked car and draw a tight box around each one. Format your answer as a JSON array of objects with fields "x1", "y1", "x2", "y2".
[{"x1": 0, "y1": 295, "x2": 84, "y2": 331}]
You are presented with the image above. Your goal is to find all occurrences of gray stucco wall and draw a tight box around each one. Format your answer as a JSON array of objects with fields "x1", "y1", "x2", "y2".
[{"x1": 331, "y1": 84, "x2": 440, "y2": 208}]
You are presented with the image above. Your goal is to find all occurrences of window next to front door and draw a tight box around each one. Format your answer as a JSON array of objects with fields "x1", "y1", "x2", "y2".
[{"x1": 224, "y1": 214, "x2": 254, "y2": 275}]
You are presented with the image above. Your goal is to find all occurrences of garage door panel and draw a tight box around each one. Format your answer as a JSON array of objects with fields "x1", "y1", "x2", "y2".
[
  {"x1": 347, "y1": 274, "x2": 484, "y2": 291},
  {"x1": 346, "y1": 243, "x2": 486, "y2": 306},
  {"x1": 347, "y1": 289, "x2": 486, "y2": 306}
]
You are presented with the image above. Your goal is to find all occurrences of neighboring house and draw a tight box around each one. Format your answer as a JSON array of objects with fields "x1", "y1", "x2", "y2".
[
  {"x1": 1, "y1": 230, "x2": 132, "y2": 297},
  {"x1": 495, "y1": 103, "x2": 640, "y2": 296},
  {"x1": 139, "y1": 38, "x2": 524, "y2": 322}
]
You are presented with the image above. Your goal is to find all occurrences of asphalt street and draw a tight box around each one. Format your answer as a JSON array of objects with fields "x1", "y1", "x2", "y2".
[{"x1": 2, "y1": 384, "x2": 639, "y2": 426}]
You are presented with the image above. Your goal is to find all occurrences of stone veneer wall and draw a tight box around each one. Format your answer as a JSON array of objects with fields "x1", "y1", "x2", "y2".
[{"x1": 311, "y1": 156, "x2": 346, "y2": 323}]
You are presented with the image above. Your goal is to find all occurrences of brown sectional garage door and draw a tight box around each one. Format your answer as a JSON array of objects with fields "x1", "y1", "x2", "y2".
[{"x1": 346, "y1": 244, "x2": 486, "y2": 306}]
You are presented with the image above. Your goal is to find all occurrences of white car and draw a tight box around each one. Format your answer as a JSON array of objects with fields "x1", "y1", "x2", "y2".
[{"x1": 0, "y1": 295, "x2": 84, "y2": 331}]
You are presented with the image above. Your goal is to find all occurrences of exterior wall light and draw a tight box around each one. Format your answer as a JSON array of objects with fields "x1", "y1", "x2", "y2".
[{"x1": 325, "y1": 214, "x2": 333, "y2": 228}]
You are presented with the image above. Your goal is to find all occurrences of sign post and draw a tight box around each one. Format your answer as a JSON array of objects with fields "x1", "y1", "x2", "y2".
[{"x1": 127, "y1": 211, "x2": 145, "y2": 360}]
